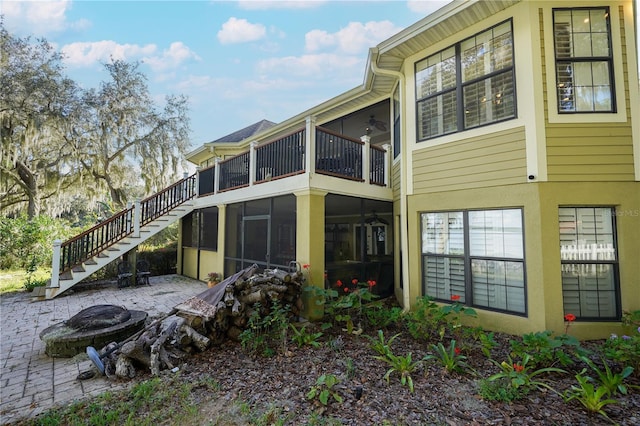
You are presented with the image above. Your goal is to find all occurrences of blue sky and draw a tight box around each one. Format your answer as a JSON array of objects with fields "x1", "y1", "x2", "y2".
[{"x1": 2, "y1": 0, "x2": 451, "y2": 147}]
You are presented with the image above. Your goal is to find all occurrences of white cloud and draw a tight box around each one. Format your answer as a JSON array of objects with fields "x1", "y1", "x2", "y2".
[
  {"x1": 143, "y1": 42, "x2": 201, "y2": 72},
  {"x1": 1, "y1": 0, "x2": 90, "y2": 36},
  {"x1": 237, "y1": 0, "x2": 326, "y2": 10},
  {"x1": 61, "y1": 41, "x2": 157, "y2": 67},
  {"x1": 305, "y1": 20, "x2": 402, "y2": 54},
  {"x1": 217, "y1": 17, "x2": 267, "y2": 44},
  {"x1": 257, "y1": 53, "x2": 362, "y2": 78},
  {"x1": 407, "y1": 0, "x2": 452, "y2": 15}
]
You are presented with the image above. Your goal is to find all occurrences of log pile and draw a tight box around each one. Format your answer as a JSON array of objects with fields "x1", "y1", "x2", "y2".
[{"x1": 99, "y1": 264, "x2": 304, "y2": 379}]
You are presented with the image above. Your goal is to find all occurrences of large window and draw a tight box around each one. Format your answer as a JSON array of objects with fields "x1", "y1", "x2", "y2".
[
  {"x1": 421, "y1": 208, "x2": 526, "y2": 314},
  {"x1": 416, "y1": 20, "x2": 515, "y2": 140},
  {"x1": 553, "y1": 8, "x2": 614, "y2": 113},
  {"x1": 559, "y1": 207, "x2": 619, "y2": 320}
]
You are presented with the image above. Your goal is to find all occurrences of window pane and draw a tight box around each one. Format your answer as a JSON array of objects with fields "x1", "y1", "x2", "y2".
[
  {"x1": 472, "y1": 259, "x2": 525, "y2": 313},
  {"x1": 469, "y1": 209, "x2": 523, "y2": 258},
  {"x1": 463, "y1": 71, "x2": 515, "y2": 128},
  {"x1": 562, "y1": 263, "x2": 617, "y2": 318},
  {"x1": 424, "y1": 256, "x2": 466, "y2": 301},
  {"x1": 417, "y1": 92, "x2": 457, "y2": 139},
  {"x1": 416, "y1": 47, "x2": 456, "y2": 99},
  {"x1": 592, "y1": 33, "x2": 610, "y2": 56},
  {"x1": 422, "y1": 212, "x2": 464, "y2": 255}
]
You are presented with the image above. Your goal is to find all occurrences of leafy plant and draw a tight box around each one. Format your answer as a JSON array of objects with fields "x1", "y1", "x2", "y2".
[
  {"x1": 604, "y1": 328, "x2": 640, "y2": 376},
  {"x1": 240, "y1": 301, "x2": 291, "y2": 357},
  {"x1": 509, "y1": 330, "x2": 586, "y2": 368},
  {"x1": 404, "y1": 295, "x2": 476, "y2": 341},
  {"x1": 374, "y1": 349, "x2": 422, "y2": 393},
  {"x1": 477, "y1": 377, "x2": 527, "y2": 402},
  {"x1": 290, "y1": 323, "x2": 323, "y2": 348},
  {"x1": 578, "y1": 355, "x2": 635, "y2": 396},
  {"x1": 306, "y1": 374, "x2": 343, "y2": 405},
  {"x1": 364, "y1": 303, "x2": 403, "y2": 329},
  {"x1": 310, "y1": 280, "x2": 379, "y2": 334},
  {"x1": 563, "y1": 370, "x2": 618, "y2": 421},
  {"x1": 423, "y1": 340, "x2": 474, "y2": 374},
  {"x1": 487, "y1": 353, "x2": 565, "y2": 395},
  {"x1": 367, "y1": 329, "x2": 401, "y2": 357}
]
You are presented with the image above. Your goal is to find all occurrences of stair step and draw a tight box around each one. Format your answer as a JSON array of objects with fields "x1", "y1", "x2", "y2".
[
  {"x1": 85, "y1": 259, "x2": 98, "y2": 265},
  {"x1": 97, "y1": 253, "x2": 110, "y2": 258},
  {"x1": 72, "y1": 265, "x2": 85, "y2": 272}
]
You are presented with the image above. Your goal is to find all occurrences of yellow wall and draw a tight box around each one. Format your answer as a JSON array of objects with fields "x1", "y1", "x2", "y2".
[
  {"x1": 406, "y1": 181, "x2": 640, "y2": 339},
  {"x1": 182, "y1": 247, "x2": 199, "y2": 279},
  {"x1": 412, "y1": 126, "x2": 527, "y2": 193}
]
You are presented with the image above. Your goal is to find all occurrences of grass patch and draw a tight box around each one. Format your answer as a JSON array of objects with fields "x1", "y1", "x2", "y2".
[
  {"x1": 18, "y1": 374, "x2": 222, "y2": 426},
  {"x1": 0, "y1": 269, "x2": 50, "y2": 294}
]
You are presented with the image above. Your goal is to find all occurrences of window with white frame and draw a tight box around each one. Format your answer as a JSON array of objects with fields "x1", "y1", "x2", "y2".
[
  {"x1": 416, "y1": 20, "x2": 516, "y2": 140},
  {"x1": 553, "y1": 8, "x2": 615, "y2": 113},
  {"x1": 421, "y1": 208, "x2": 526, "y2": 314},
  {"x1": 559, "y1": 207, "x2": 620, "y2": 320}
]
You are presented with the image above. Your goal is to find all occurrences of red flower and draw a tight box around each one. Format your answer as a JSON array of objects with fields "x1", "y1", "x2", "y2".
[
  {"x1": 302, "y1": 264, "x2": 310, "y2": 270},
  {"x1": 451, "y1": 294, "x2": 461, "y2": 301},
  {"x1": 336, "y1": 280, "x2": 343, "y2": 287},
  {"x1": 352, "y1": 278, "x2": 358, "y2": 285},
  {"x1": 344, "y1": 287, "x2": 350, "y2": 293},
  {"x1": 513, "y1": 364, "x2": 524, "y2": 372},
  {"x1": 564, "y1": 313, "x2": 576, "y2": 322},
  {"x1": 454, "y1": 347, "x2": 461, "y2": 355},
  {"x1": 367, "y1": 280, "x2": 376, "y2": 288}
]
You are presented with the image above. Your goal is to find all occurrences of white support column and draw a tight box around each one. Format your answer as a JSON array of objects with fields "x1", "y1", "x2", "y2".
[
  {"x1": 134, "y1": 200, "x2": 141, "y2": 237},
  {"x1": 249, "y1": 141, "x2": 258, "y2": 186},
  {"x1": 214, "y1": 157, "x2": 221, "y2": 194},
  {"x1": 361, "y1": 135, "x2": 371, "y2": 184},
  {"x1": 305, "y1": 116, "x2": 316, "y2": 174},
  {"x1": 50, "y1": 239, "x2": 61, "y2": 288},
  {"x1": 382, "y1": 143, "x2": 391, "y2": 187},
  {"x1": 194, "y1": 167, "x2": 201, "y2": 197}
]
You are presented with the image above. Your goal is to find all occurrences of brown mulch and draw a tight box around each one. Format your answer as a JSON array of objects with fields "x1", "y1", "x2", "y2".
[{"x1": 176, "y1": 316, "x2": 640, "y2": 426}]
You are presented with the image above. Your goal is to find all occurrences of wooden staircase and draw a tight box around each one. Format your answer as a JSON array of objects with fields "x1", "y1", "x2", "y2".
[{"x1": 46, "y1": 175, "x2": 197, "y2": 299}]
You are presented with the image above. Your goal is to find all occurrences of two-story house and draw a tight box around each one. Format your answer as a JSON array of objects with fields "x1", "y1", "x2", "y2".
[{"x1": 51, "y1": 0, "x2": 639, "y2": 340}]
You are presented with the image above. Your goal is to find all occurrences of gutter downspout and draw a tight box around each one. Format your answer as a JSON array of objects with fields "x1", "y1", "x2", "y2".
[{"x1": 369, "y1": 48, "x2": 411, "y2": 313}]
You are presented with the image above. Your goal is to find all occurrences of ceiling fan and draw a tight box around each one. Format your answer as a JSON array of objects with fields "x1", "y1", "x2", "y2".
[
  {"x1": 366, "y1": 115, "x2": 387, "y2": 132},
  {"x1": 365, "y1": 211, "x2": 389, "y2": 225}
]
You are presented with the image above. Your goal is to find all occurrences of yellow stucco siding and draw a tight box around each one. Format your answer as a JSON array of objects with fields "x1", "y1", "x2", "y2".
[
  {"x1": 412, "y1": 126, "x2": 527, "y2": 193},
  {"x1": 182, "y1": 247, "x2": 199, "y2": 279},
  {"x1": 406, "y1": 181, "x2": 639, "y2": 339}
]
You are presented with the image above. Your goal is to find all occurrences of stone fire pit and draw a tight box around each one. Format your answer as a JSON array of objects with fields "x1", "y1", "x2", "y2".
[{"x1": 39, "y1": 305, "x2": 147, "y2": 357}]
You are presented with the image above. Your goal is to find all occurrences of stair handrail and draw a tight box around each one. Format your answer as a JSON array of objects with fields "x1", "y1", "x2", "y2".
[{"x1": 56, "y1": 174, "x2": 197, "y2": 275}]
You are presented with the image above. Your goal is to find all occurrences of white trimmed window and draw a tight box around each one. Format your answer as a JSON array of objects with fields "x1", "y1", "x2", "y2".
[
  {"x1": 421, "y1": 208, "x2": 526, "y2": 314},
  {"x1": 559, "y1": 207, "x2": 620, "y2": 320},
  {"x1": 553, "y1": 8, "x2": 615, "y2": 113}
]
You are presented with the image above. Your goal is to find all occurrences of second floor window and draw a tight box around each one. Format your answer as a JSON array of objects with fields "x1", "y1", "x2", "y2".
[
  {"x1": 553, "y1": 8, "x2": 615, "y2": 113},
  {"x1": 416, "y1": 20, "x2": 516, "y2": 141}
]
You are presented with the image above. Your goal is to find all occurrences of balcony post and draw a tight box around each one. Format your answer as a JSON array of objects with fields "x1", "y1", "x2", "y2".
[
  {"x1": 50, "y1": 239, "x2": 61, "y2": 288},
  {"x1": 305, "y1": 116, "x2": 316, "y2": 174},
  {"x1": 195, "y1": 166, "x2": 201, "y2": 197},
  {"x1": 361, "y1": 135, "x2": 371, "y2": 184},
  {"x1": 214, "y1": 157, "x2": 221, "y2": 194},
  {"x1": 133, "y1": 200, "x2": 141, "y2": 237},
  {"x1": 249, "y1": 141, "x2": 258, "y2": 186},
  {"x1": 383, "y1": 143, "x2": 391, "y2": 187}
]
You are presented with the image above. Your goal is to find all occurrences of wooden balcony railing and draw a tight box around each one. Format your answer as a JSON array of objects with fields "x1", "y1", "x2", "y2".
[
  {"x1": 141, "y1": 175, "x2": 196, "y2": 226},
  {"x1": 255, "y1": 128, "x2": 306, "y2": 182},
  {"x1": 315, "y1": 127, "x2": 364, "y2": 181},
  {"x1": 219, "y1": 152, "x2": 250, "y2": 191},
  {"x1": 196, "y1": 122, "x2": 389, "y2": 198}
]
